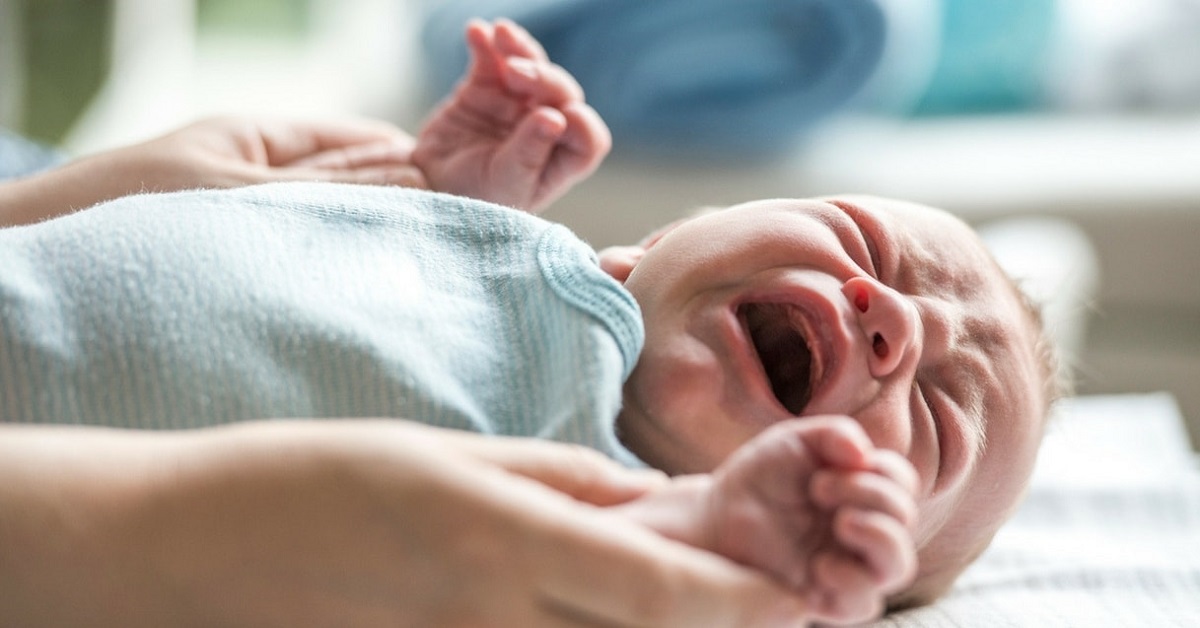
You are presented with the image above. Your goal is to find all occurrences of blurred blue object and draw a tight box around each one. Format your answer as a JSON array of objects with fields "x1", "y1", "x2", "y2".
[
  {"x1": 913, "y1": 0, "x2": 1058, "y2": 114},
  {"x1": 421, "y1": 0, "x2": 886, "y2": 160},
  {"x1": 0, "y1": 129, "x2": 63, "y2": 181}
]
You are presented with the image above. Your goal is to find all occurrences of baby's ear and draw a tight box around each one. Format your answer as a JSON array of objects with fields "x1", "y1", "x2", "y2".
[{"x1": 598, "y1": 245, "x2": 644, "y2": 284}]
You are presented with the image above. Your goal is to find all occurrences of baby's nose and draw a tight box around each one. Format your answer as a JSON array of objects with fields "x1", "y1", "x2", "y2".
[{"x1": 842, "y1": 276, "x2": 919, "y2": 379}]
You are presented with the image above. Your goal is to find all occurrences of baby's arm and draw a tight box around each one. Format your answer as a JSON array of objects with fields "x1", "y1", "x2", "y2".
[
  {"x1": 613, "y1": 418, "x2": 918, "y2": 626},
  {"x1": 413, "y1": 19, "x2": 610, "y2": 213}
]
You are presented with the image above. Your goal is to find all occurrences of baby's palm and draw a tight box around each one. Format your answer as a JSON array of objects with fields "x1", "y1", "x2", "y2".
[
  {"x1": 416, "y1": 81, "x2": 556, "y2": 210},
  {"x1": 706, "y1": 432, "x2": 835, "y2": 590}
]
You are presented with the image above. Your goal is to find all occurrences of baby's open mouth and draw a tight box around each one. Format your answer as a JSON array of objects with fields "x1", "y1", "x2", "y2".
[{"x1": 740, "y1": 303, "x2": 815, "y2": 415}]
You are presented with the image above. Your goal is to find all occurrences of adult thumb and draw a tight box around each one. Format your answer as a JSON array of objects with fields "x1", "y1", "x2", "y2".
[{"x1": 439, "y1": 431, "x2": 667, "y2": 506}]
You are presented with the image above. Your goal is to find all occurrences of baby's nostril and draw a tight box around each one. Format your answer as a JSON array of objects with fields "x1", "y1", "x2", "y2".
[
  {"x1": 855, "y1": 289, "x2": 869, "y2": 313},
  {"x1": 873, "y1": 333, "x2": 889, "y2": 358}
]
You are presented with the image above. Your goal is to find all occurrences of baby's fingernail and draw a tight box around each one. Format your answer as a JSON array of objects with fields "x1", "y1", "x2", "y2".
[
  {"x1": 843, "y1": 509, "x2": 878, "y2": 534},
  {"x1": 536, "y1": 119, "x2": 561, "y2": 140},
  {"x1": 506, "y1": 57, "x2": 537, "y2": 81}
]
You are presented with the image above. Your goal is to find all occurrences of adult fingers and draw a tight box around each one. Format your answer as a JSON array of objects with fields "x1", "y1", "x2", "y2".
[
  {"x1": 533, "y1": 510, "x2": 812, "y2": 628},
  {"x1": 426, "y1": 427, "x2": 666, "y2": 507},
  {"x1": 263, "y1": 163, "x2": 428, "y2": 189},
  {"x1": 287, "y1": 140, "x2": 415, "y2": 170},
  {"x1": 327, "y1": 165, "x2": 428, "y2": 188},
  {"x1": 252, "y1": 118, "x2": 416, "y2": 166},
  {"x1": 414, "y1": 433, "x2": 812, "y2": 628}
]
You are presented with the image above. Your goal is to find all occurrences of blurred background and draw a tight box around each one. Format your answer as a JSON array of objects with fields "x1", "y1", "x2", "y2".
[{"x1": 3, "y1": 0, "x2": 1199, "y2": 444}]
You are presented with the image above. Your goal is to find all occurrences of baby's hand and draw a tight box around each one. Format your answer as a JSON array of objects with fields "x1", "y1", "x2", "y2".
[
  {"x1": 805, "y1": 441, "x2": 919, "y2": 624},
  {"x1": 706, "y1": 417, "x2": 918, "y2": 625},
  {"x1": 413, "y1": 19, "x2": 610, "y2": 213}
]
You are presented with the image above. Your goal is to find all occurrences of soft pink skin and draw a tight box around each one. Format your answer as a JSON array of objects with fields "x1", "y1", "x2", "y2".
[
  {"x1": 615, "y1": 417, "x2": 920, "y2": 625},
  {"x1": 413, "y1": 18, "x2": 611, "y2": 213},
  {"x1": 603, "y1": 195, "x2": 1046, "y2": 600}
]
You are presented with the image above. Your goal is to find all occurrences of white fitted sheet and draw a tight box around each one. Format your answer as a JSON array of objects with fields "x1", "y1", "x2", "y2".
[{"x1": 873, "y1": 393, "x2": 1200, "y2": 627}]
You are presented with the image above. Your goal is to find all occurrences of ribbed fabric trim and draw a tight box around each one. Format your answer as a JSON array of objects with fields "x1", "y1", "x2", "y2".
[{"x1": 536, "y1": 225, "x2": 644, "y2": 379}]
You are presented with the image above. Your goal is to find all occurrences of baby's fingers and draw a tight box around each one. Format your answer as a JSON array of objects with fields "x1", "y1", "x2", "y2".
[
  {"x1": 464, "y1": 19, "x2": 504, "y2": 82},
  {"x1": 806, "y1": 552, "x2": 885, "y2": 624},
  {"x1": 834, "y1": 508, "x2": 917, "y2": 593},
  {"x1": 786, "y1": 416, "x2": 874, "y2": 470},
  {"x1": 869, "y1": 449, "x2": 920, "y2": 496},
  {"x1": 538, "y1": 103, "x2": 610, "y2": 192},
  {"x1": 494, "y1": 18, "x2": 550, "y2": 62},
  {"x1": 502, "y1": 57, "x2": 585, "y2": 106},
  {"x1": 810, "y1": 470, "x2": 918, "y2": 532},
  {"x1": 491, "y1": 107, "x2": 568, "y2": 210}
]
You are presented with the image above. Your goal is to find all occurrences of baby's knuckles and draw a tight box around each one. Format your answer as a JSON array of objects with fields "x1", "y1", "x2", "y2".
[
  {"x1": 780, "y1": 416, "x2": 875, "y2": 468},
  {"x1": 808, "y1": 553, "x2": 888, "y2": 625}
]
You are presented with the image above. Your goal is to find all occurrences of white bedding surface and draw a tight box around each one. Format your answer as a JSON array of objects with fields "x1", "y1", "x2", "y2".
[{"x1": 872, "y1": 393, "x2": 1200, "y2": 627}]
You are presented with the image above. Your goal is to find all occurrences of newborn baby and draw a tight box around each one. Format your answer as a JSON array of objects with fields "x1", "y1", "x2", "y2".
[{"x1": 0, "y1": 18, "x2": 1054, "y2": 626}]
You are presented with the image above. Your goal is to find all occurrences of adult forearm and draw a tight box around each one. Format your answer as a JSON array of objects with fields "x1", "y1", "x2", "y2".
[
  {"x1": 0, "y1": 421, "x2": 815, "y2": 627},
  {"x1": 0, "y1": 421, "x2": 420, "y2": 627},
  {"x1": 0, "y1": 155, "x2": 141, "y2": 227},
  {"x1": 0, "y1": 426, "x2": 179, "y2": 626},
  {"x1": 0, "y1": 173, "x2": 67, "y2": 227}
]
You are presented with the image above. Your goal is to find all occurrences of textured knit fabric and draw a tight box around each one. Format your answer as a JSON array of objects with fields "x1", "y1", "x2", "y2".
[{"x1": 0, "y1": 182, "x2": 645, "y2": 465}]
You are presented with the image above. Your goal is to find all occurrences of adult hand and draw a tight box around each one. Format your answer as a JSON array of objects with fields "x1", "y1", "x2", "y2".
[
  {"x1": 413, "y1": 19, "x2": 611, "y2": 213},
  {"x1": 0, "y1": 116, "x2": 427, "y2": 227},
  {"x1": 0, "y1": 420, "x2": 810, "y2": 627}
]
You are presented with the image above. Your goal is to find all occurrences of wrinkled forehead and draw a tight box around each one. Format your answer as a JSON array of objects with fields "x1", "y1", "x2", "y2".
[{"x1": 861, "y1": 196, "x2": 998, "y2": 295}]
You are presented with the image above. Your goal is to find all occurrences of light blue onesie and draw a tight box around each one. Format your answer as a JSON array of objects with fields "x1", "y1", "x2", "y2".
[{"x1": 0, "y1": 183, "x2": 645, "y2": 466}]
